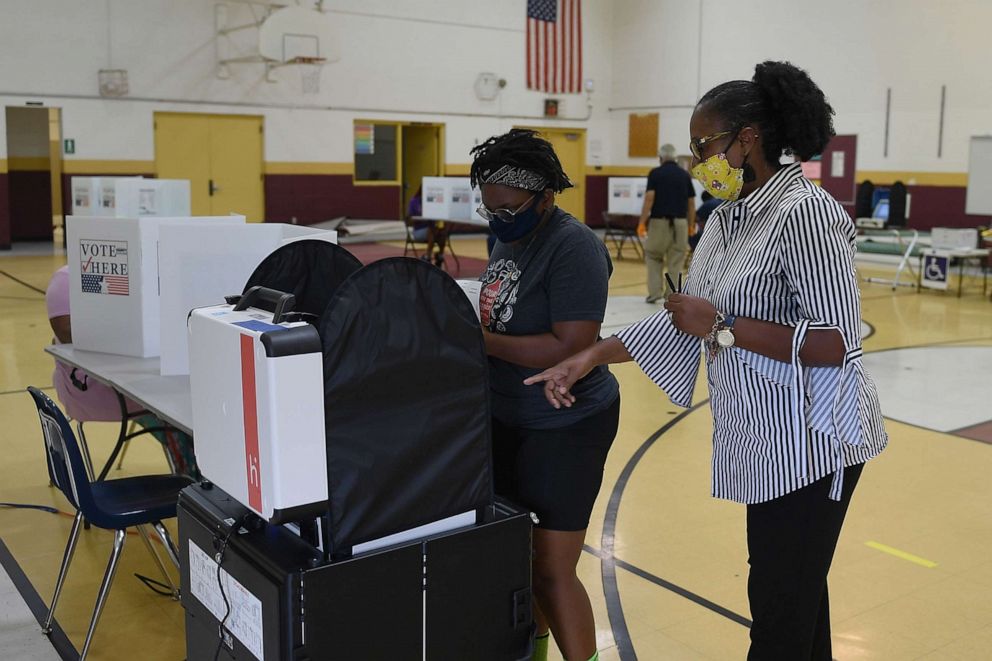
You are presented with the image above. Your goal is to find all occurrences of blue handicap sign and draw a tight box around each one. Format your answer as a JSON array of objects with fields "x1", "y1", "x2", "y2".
[{"x1": 923, "y1": 254, "x2": 949, "y2": 289}]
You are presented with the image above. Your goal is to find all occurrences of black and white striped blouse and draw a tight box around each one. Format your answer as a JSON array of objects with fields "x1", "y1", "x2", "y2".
[{"x1": 616, "y1": 163, "x2": 887, "y2": 504}]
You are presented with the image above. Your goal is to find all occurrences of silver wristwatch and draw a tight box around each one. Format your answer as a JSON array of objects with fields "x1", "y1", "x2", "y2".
[{"x1": 715, "y1": 313, "x2": 737, "y2": 348}]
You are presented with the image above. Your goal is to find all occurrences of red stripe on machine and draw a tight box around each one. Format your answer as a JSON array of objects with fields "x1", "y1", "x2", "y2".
[{"x1": 240, "y1": 334, "x2": 262, "y2": 512}]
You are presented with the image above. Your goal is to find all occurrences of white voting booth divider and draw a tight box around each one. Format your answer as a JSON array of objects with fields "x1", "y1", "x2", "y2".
[
  {"x1": 421, "y1": 176, "x2": 487, "y2": 223},
  {"x1": 67, "y1": 215, "x2": 245, "y2": 358},
  {"x1": 158, "y1": 224, "x2": 337, "y2": 375},
  {"x1": 70, "y1": 177, "x2": 191, "y2": 218},
  {"x1": 608, "y1": 177, "x2": 648, "y2": 216},
  {"x1": 71, "y1": 177, "x2": 137, "y2": 216}
]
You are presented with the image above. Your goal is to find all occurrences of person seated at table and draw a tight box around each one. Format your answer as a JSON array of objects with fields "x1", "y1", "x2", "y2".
[
  {"x1": 46, "y1": 266, "x2": 198, "y2": 478},
  {"x1": 407, "y1": 185, "x2": 448, "y2": 266}
]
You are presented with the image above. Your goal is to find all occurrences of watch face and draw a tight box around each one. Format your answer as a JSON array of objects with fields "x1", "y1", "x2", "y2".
[{"x1": 716, "y1": 328, "x2": 735, "y2": 348}]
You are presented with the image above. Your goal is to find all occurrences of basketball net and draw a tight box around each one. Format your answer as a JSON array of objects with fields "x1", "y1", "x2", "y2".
[{"x1": 291, "y1": 57, "x2": 325, "y2": 95}]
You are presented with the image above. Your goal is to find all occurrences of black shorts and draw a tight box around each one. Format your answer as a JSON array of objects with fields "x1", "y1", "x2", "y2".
[{"x1": 491, "y1": 395, "x2": 620, "y2": 531}]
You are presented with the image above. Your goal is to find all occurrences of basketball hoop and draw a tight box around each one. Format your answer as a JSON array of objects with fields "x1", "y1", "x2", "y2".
[{"x1": 289, "y1": 56, "x2": 326, "y2": 94}]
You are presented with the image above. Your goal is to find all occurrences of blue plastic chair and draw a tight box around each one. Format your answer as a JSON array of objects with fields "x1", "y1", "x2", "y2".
[{"x1": 27, "y1": 386, "x2": 194, "y2": 660}]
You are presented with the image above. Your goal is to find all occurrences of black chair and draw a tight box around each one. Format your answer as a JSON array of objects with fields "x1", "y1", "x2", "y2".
[
  {"x1": 602, "y1": 211, "x2": 644, "y2": 260},
  {"x1": 27, "y1": 386, "x2": 193, "y2": 660},
  {"x1": 404, "y1": 217, "x2": 462, "y2": 275}
]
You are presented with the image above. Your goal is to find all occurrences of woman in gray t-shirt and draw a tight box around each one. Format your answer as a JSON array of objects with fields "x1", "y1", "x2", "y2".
[{"x1": 471, "y1": 129, "x2": 619, "y2": 661}]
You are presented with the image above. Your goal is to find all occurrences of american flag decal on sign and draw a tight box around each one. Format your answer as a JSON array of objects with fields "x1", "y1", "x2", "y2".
[
  {"x1": 79, "y1": 238, "x2": 130, "y2": 296},
  {"x1": 527, "y1": 0, "x2": 582, "y2": 94},
  {"x1": 81, "y1": 273, "x2": 130, "y2": 296}
]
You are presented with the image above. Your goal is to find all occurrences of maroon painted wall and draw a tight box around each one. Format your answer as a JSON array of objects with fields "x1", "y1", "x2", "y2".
[
  {"x1": 0, "y1": 173, "x2": 9, "y2": 249},
  {"x1": 585, "y1": 174, "x2": 608, "y2": 228},
  {"x1": 820, "y1": 135, "x2": 857, "y2": 207},
  {"x1": 9, "y1": 170, "x2": 53, "y2": 241},
  {"x1": 264, "y1": 174, "x2": 401, "y2": 223},
  {"x1": 905, "y1": 185, "x2": 992, "y2": 230}
]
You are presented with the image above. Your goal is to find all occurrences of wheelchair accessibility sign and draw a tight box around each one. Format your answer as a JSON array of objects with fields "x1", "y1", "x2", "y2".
[{"x1": 921, "y1": 253, "x2": 949, "y2": 290}]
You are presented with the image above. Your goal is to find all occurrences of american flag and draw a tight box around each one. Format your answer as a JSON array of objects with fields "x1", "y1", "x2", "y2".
[
  {"x1": 526, "y1": 0, "x2": 582, "y2": 94},
  {"x1": 81, "y1": 273, "x2": 129, "y2": 296}
]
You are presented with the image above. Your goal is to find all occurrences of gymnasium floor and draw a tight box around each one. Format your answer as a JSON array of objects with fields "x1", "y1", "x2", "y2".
[{"x1": 1, "y1": 237, "x2": 991, "y2": 660}]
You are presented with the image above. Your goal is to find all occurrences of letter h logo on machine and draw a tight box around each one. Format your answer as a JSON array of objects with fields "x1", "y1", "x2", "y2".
[{"x1": 239, "y1": 334, "x2": 263, "y2": 512}]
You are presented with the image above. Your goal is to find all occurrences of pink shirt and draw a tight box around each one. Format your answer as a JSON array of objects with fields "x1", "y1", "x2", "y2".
[{"x1": 46, "y1": 266, "x2": 143, "y2": 421}]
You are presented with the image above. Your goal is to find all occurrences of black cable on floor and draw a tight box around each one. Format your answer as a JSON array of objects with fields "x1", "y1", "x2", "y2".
[
  {"x1": 134, "y1": 572, "x2": 176, "y2": 597},
  {"x1": 0, "y1": 502, "x2": 59, "y2": 514},
  {"x1": 0, "y1": 269, "x2": 46, "y2": 295}
]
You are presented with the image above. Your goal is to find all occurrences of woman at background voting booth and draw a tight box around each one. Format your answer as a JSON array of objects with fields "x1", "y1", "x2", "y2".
[
  {"x1": 526, "y1": 62, "x2": 888, "y2": 659},
  {"x1": 472, "y1": 129, "x2": 619, "y2": 661}
]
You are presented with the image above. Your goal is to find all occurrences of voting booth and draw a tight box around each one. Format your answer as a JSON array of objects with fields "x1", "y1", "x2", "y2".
[
  {"x1": 71, "y1": 177, "x2": 138, "y2": 216},
  {"x1": 70, "y1": 177, "x2": 191, "y2": 217},
  {"x1": 607, "y1": 177, "x2": 648, "y2": 215},
  {"x1": 66, "y1": 214, "x2": 245, "y2": 357},
  {"x1": 181, "y1": 243, "x2": 533, "y2": 659},
  {"x1": 158, "y1": 224, "x2": 336, "y2": 375},
  {"x1": 421, "y1": 176, "x2": 486, "y2": 222}
]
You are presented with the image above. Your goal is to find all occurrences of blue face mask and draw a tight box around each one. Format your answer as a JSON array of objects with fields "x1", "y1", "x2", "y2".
[{"x1": 489, "y1": 205, "x2": 546, "y2": 243}]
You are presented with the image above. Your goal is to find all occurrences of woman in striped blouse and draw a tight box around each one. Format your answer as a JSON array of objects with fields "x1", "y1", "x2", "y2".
[{"x1": 526, "y1": 61, "x2": 887, "y2": 660}]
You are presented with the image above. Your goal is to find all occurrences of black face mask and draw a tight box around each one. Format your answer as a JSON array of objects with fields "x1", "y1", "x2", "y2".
[{"x1": 489, "y1": 204, "x2": 548, "y2": 243}]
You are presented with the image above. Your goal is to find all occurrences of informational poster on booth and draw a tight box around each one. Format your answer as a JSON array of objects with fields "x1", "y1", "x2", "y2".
[
  {"x1": 79, "y1": 238, "x2": 130, "y2": 296},
  {"x1": 608, "y1": 177, "x2": 648, "y2": 215},
  {"x1": 921, "y1": 252, "x2": 949, "y2": 290},
  {"x1": 422, "y1": 177, "x2": 448, "y2": 219},
  {"x1": 450, "y1": 182, "x2": 474, "y2": 220}
]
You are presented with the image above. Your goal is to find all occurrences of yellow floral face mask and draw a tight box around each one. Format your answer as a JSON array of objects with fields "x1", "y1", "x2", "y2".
[{"x1": 691, "y1": 153, "x2": 745, "y2": 201}]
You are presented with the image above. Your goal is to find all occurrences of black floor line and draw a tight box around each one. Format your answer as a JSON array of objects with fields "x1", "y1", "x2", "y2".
[
  {"x1": 597, "y1": 400, "x2": 711, "y2": 661},
  {"x1": 583, "y1": 544, "x2": 752, "y2": 628},
  {"x1": 0, "y1": 269, "x2": 46, "y2": 295},
  {"x1": 0, "y1": 536, "x2": 78, "y2": 661}
]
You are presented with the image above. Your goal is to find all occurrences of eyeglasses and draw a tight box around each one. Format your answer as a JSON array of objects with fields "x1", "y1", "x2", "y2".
[
  {"x1": 689, "y1": 130, "x2": 734, "y2": 160},
  {"x1": 476, "y1": 193, "x2": 538, "y2": 223}
]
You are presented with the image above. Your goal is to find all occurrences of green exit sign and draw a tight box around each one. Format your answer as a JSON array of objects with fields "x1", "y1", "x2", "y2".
[{"x1": 63, "y1": 139, "x2": 75, "y2": 154}]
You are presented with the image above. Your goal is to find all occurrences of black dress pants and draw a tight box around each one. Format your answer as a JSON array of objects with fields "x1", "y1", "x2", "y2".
[{"x1": 745, "y1": 463, "x2": 865, "y2": 661}]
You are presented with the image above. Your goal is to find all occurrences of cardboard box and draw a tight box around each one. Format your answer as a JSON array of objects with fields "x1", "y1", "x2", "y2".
[
  {"x1": 66, "y1": 215, "x2": 245, "y2": 357},
  {"x1": 157, "y1": 224, "x2": 337, "y2": 375}
]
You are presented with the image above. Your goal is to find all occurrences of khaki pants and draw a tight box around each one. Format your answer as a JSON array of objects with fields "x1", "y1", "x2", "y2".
[{"x1": 644, "y1": 216, "x2": 688, "y2": 300}]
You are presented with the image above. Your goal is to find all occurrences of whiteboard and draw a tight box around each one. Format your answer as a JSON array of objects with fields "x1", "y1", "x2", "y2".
[{"x1": 965, "y1": 136, "x2": 992, "y2": 215}]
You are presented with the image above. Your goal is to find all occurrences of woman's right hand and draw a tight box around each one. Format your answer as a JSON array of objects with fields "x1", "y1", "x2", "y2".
[{"x1": 523, "y1": 351, "x2": 595, "y2": 409}]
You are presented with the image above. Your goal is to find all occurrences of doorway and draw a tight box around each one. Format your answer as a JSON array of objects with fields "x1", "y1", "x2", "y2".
[
  {"x1": 154, "y1": 112, "x2": 264, "y2": 221},
  {"x1": 401, "y1": 124, "x2": 443, "y2": 218},
  {"x1": 515, "y1": 126, "x2": 586, "y2": 221},
  {"x1": 4, "y1": 106, "x2": 63, "y2": 242}
]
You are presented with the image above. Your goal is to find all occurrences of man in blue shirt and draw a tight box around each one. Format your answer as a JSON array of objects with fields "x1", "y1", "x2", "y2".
[{"x1": 637, "y1": 144, "x2": 696, "y2": 303}]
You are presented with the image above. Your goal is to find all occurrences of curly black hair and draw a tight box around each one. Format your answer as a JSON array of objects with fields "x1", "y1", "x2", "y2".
[
  {"x1": 697, "y1": 61, "x2": 835, "y2": 163},
  {"x1": 469, "y1": 128, "x2": 573, "y2": 193}
]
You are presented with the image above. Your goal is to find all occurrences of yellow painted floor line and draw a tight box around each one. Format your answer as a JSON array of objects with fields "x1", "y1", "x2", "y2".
[{"x1": 865, "y1": 541, "x2": 938, "y2": 568}]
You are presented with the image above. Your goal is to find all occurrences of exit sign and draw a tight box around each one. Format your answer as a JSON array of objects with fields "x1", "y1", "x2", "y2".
[{"x1": 63, "y1": 139, "x2": 75, "y2": 154}]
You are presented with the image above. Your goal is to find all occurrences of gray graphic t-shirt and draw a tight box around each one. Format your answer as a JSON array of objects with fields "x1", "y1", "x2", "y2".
[{"x1": 480, "y1": 208, "x2": 619, "y2": 429}]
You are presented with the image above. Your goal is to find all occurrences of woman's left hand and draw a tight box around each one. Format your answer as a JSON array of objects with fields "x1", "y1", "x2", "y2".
[{"x1": 664, "y1": 293, "x2": 719, "y2": 337}]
